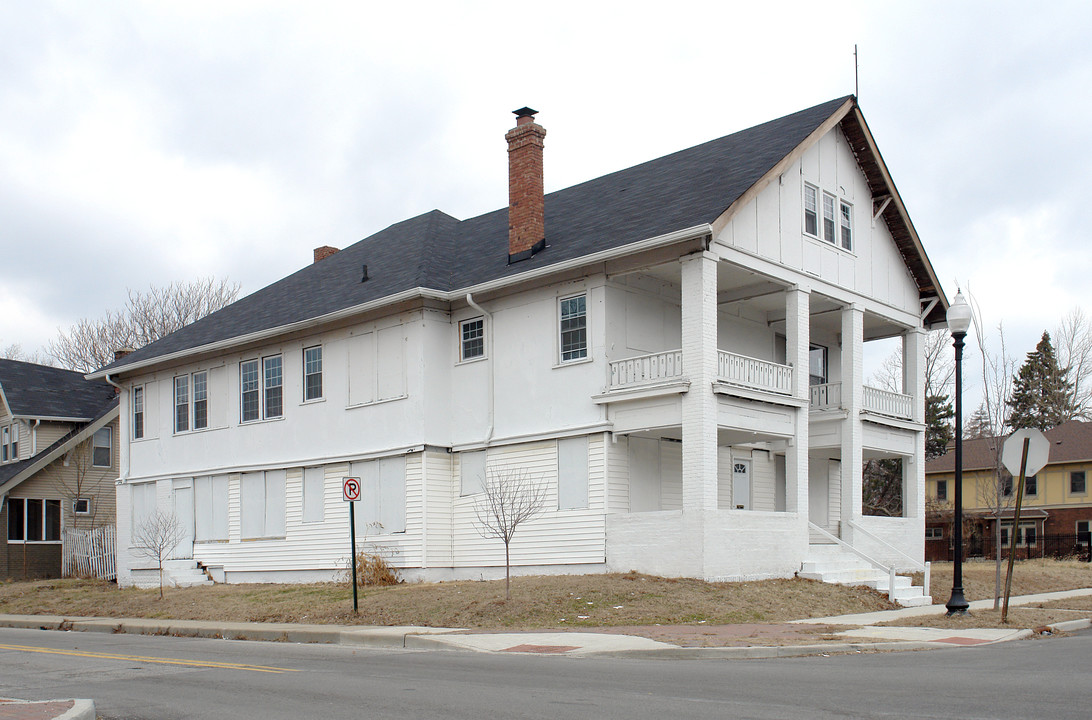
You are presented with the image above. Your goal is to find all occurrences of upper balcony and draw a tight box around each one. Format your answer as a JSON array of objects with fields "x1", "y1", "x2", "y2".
[{"x1": 810, "y1": 382, "x2": 913, "y2": 421}]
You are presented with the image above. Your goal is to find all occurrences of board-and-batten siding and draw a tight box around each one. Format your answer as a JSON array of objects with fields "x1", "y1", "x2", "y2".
[{"x1": 451, "y1": 438, "x2": 606, "y2": 567}]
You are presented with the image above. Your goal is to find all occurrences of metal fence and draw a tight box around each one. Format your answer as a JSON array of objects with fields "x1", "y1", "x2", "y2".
[
  {"x1": 935, "y1": 532, "x2": 1091, "y2": 562},
  {"x1": 62, "y1": 524, "x2": 117, "y2": 580}
]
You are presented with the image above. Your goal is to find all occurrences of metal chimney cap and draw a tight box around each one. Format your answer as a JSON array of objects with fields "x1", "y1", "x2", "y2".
[{"x1": 512, "y1": 107, "x2": 538, "y2": 118}]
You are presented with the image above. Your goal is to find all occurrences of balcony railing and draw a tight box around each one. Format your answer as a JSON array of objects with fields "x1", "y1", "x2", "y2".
[
  {"x1": 810, "y1": 382, "x2": 842, "y2": 410},
  {"x1": 863, "y1": 385, "x2": 913, "y2": 420},
  {"x1": 608, "y1": 350, "x2": 684, "y2": 389},
  {"x1": 716, "y1": 351, "x2": 793, "y2": 395}
]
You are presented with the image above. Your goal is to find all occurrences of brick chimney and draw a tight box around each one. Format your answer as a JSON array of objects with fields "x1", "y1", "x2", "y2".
[
  {"x1": 313, "y1": 245, "x2": 339, "y2": 264},
  {"x1": 506, "y1": 107, "x2": 546, "y2": 263}
]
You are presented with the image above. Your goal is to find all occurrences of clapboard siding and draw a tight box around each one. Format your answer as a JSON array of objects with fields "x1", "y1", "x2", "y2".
[
  {"x1": 751, "y1": 451, "x2": 776, "y2": 512},
  {"x1": 423, "y1": 450, "x2": 454, "y2": 567},
  {"x1": 606, "y1": 434, "x2": 630, "y2": 513}
]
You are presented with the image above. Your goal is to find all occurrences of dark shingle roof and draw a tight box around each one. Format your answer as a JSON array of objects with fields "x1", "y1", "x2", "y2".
[
  {"x1": 925, "y1": 420, "x2": 1092, "y2": 474},
  {"x1": 0, "y1": 359, "x2": 118, "y2": 420},
  {"x1": 99, "y1": 97, "x2": 863, "y2": 375},
  {"x1": 0, "y1": 397, "x2": 118, "y2": 487}
]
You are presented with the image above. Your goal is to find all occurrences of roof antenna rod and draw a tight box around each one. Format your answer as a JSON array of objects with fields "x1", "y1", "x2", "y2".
[{"x1": 854, "y1": 44, "x2": 859, "y2": 98}]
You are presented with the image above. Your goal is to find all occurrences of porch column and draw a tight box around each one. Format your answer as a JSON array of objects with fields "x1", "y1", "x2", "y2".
[
  {"x1": 840, "y1": 305, "x2": 864, "y2": 530},
  {"x1": 903, "y1": 327, "x2": 927, "y2": 520},
  {"x1": 785, "y1": 285, "x2": 810, "y2": 515},
  {"x1": 680, "y1": 251, "x2": 719, "y2": 512}
]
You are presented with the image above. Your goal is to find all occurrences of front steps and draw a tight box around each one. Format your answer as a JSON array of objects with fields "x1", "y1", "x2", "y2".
[
  {"x1": 130, "y1": 559, "x2": 213, "y2": 589},
  {"x1": 800, "y1": 545, "x2": 932, "y2": 607}
]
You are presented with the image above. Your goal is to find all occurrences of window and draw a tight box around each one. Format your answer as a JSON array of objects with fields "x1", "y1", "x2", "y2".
[
  {"x1": 92, "y1": 427, "x2": 111, "y2": 468},
  {"x1": 302, "y1": 466, "x2": 325, "y2": 523},
  {"x1": 73, "y1": 498, "x2": 91, "y2": 515},
  {"x1": 130, "y1": 482, "x2": 157, "y2": 536},
  {"x1": 194, "y1": 475, "x2": 229, "y2": 542},
  {"x1": 1025, "y1": 474, "x2": 1037, "y2": 496},
  {"x1": 460, "y1": 450, "x2": 487, "y2": 496},
  {"x1": 460, "y1": 318, "x2": 485, "y2": 361},
  {"x1": 839, "y1": 201, "x2": 853, "y2": 250},
  {"x1": 925, "y1": 527, "x2": 943, "y2": 540},
  {"x1": 7, "y1": 498, "x2": 61, "y2": 542},
  {"x1": 1, "y1": 424, "x2": 17, "y2": 463},
  {"x1": 803, "y1": 184, "x2": 819, "y2": 236},
  {"x1": 193, "y1": 372, "x2": 208, "y2": 429},
  {"x1": 303, "y1": 346, "x2": 323, "y2": 401},
  {"x1": 1078, "y1": 520, "x2": 1090, "y2": 546},
  {"x1": 809, "y1": 344, "x2": 828, "y2": 386},
  {"x1": 558, "y1": 436, "x2": 589, "y2": 510},
  {"x1": 1002, "y1": 474, "x2": 1013, "y2": 497},
  {"x1": 350, "y1": 456, "x2": 406, "y2": 534},
  {"x1": 1002, "y1": 521, "x2": 1037, "y2": 547},
  {"x1": 132, "y1": 386, "x2": 144, "y2": 440},
  {"x1": 822, "y1": 192, "x2": 837, "y2": 244},
  {"x1": 935, "y1": 479, "x2": 947, "y2": 502},
  {"x1": 241, "y1": 356, "x2": 282, "y2": 422},
  {"x1": 1072, "y1": 471, "x2": 1087, "y2": 495},
  {"x1": 174, "y1": 375, "x2": 189, "y2": 432},
  {"x1": 559, "y1": 294, "x2": 588, "y2": 362},
  {"x1": 241, "y1": 469, "x2": 286, "y2": 538}
]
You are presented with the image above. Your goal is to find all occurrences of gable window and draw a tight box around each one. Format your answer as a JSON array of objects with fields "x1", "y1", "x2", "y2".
[
  {"x1": 935, "y1": 479, "x2": 947, "y2": 502},
  {"x1": 132, "y1": 386, "x2": 144, "y2": 440},
  {"x1": 92, "y1": 427, "x2": 111, "y2": 468},
  {"x1": 822, "y1": 192, "x2": 837, "y2": 244},
  {"x1": 173, "y1": 371, "x2": 208, "y2": 433},
  {"x1": 839, "y1": 201, "x2": 853, "y2": 250},
  {"x1": 803, "y1": 184, "x2": 819, "y2": 236},
  {"x1": 7, "y1": 498, "x2": 61, "y2": 542},
  {"x1": 303, "y1": 346, "x2": 323, "y2": 401},
  {"x1": 241, "y1": 356, "x2": 283, "y2": 422},
  {"x1": 460, "y1": 318, "x2": 485, "y2": 361},
  {"x1": 1071, "y1": 471, "x2": 1086, "y2": 495},
  {"x1": 559, "y1": 294, "x2": 588, "y2": 362}
]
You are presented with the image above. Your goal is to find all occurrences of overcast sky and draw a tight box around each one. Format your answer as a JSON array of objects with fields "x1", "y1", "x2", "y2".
[{"x1": 2, "y1": 1, "x2": 1089, "y2": 386}]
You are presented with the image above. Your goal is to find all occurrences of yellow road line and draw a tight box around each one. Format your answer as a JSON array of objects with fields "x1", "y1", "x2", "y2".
[{"x1": 0, "y1": 643, "x2": 300, "y2": 674}]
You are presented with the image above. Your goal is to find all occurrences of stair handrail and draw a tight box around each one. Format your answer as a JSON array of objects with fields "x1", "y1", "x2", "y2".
[
  {"x1": 808, "y1": 522, "x2": 898, "y2": 603},
  {"x1": 845, "y1": 519, "x2": 931, "y2": 598}
]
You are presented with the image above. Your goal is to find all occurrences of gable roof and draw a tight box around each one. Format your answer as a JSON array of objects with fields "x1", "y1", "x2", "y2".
[
  {"x1": 0, "y1": 359, "x2": 118, "y2": 421},
  {"x1": 93, "y1": 96, "x2": 945, "y2": 379},
  {"x1": 0, "y1": 399, "x2": 118, "y2": 492},
  {"x1": 925, "y1": 420, "x2": 1092, "y2": 474}
]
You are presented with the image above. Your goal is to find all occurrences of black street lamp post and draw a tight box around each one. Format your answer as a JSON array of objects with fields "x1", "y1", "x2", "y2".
[{"x1": 946, "y1": 290, "x2": 972, "y2": 616}]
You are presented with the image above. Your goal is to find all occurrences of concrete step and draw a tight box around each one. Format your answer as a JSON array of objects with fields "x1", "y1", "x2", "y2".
[{"x1": 802, "y1": 546, "x2": 932, "y2": 608}]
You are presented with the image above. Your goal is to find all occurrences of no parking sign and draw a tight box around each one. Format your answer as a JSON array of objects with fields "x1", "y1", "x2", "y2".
[
  {"x1": 342, "y1": 476, "x2": 361, "y2": 612},
  {"x1": 342, "y1": 476, "x2": 361, "y2": 502}
]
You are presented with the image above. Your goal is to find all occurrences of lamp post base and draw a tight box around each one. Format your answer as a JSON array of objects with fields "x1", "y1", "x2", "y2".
[{"x1": 946, "y1": 587, "x2": 970, "y2": 616}]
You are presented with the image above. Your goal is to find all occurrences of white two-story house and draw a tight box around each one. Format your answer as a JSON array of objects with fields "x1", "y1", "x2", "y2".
[{"x1": 93, "y1": 97, "x2": 949, "y2": 601}]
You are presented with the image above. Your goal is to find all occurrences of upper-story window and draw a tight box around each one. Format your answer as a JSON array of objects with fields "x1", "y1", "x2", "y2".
[
  {"x1": 839, "y1": 201, "x2": 853, "y2": 250},
  {"x1": 559, "y1": 294, "x2": 588, "y2": 363},
  {"x1": 303, "y1": 346, "x2": 323, "y2": 401},
  {"x1": 1, "y1": 425, "x2": 16, "y2": 463},
  {"x1": 173, "y1": 371, "x2": 208, "y2": 433},
  {"x1": 1071, "y1": 471, "x2": 1086, "y2": 495},
  {"x1": 460, "y1": 318, "x2": 485, "y2": 361},
  {"x1": 935, "y1": 479, "x2": 947, "y2": 502},
  {"x1": 804, "y1": 183, "x2": 853, "y2": 252},
  {"x1": 822, "y1": 192, "x2": 837, "y2": 244},
  {"x1": 92, "y1": 426, "x2": 111, "y2": 468},
  {"x1": 1025, "y1": 474, "x2": 1038, "y2": 496},
  {"x1": 803, "y1": 184, "x2": 819, "y2": 236},
  {"x1": 132, "y1": 386, "x2": 144, "y2": 440},
  {"x1": 242, "y1": 356, "x2": 283, "y2": 422}
]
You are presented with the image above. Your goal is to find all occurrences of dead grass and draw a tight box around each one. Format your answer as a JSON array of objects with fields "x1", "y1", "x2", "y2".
[
  {"x1": 0, "y1": 573, "x2": 895, "y2": 629},
  {"x1": 879, "y1": 606, "x2": 1087, "y2": 630},
  {"x1": 913, "y1": 558, "x2": 1091, "y2": 602},
  {"x1": 1035, "y1": 594, "x2": 1092, "y2": 611}
]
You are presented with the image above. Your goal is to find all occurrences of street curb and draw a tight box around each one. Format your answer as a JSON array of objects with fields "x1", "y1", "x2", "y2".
[
  {"x1": 0, "y1": 698, "x2": 95, "y2": 720},
  {"x1": 1046, "y1": 618, "x2": 1092, "y2": 633}
]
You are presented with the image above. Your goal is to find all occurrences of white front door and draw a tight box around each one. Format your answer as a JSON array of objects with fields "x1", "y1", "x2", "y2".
[
  {"x1": 171, "y1": 481, "x2": 194, "y2": 560},
  {"x1": 732, "y1": 459, "x2": 751, "y2": 510}
]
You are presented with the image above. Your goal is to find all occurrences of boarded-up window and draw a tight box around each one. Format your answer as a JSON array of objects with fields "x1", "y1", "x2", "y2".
[
  {"x1": 241, "y1": 470, "x2": 286, "y2": 539},
  {"x1": 302, "y1": 466, "x2": 325, "y2": 523},
  {"x1": 377, "y1": 326, "x2": 405, "y2": 401},
  {"x1": 557, "y1": 436, "x2": 589, "y2": 510},
  {"x1": 348, "y1": 325, "x2": 407, "y2": 406},
  {"x1": 350, "y1": 456, "x2": 406, "y2": 534},
  {"x1": 348, "y1": 332, "x2": 376, "y2": 406},
  {"x1": 130, "y1": 482, "x2": 157, "y2": 537},
  {"x1": 194, "y1": 475, "x2": 229, "y2": 541},
  {"x1": 460, "y1": 450, "x2": 486, "y2": 496}
]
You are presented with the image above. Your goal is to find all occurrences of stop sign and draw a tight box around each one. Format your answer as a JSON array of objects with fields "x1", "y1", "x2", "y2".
[{"x1": 1002, "y1": 428, "x2": 1050, "y2": 477}]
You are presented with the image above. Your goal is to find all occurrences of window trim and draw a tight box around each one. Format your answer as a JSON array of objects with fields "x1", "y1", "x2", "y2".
[
  {"x1": 1071, "y1": 470, "x2": 1087, "y2": 496},
  {"x1": 839, "y1": 200, "x2": 853, "y2": 251},
  {"x1": 558, "y1": 293, "x2": 589, "y2": 364},
  {"x1": 73, "y1": 497, "x2": 92, "y2": 515},
  {"x1": 803, "y1": 183, "x2": 819, "y2": 237},
  {"x1": 822, "y1": 191, "x2": 837, "y2": 244},
  {"x1": 132, "y1": 385, "x2": 145, "y2": 440},
  {"x1": 935, "y1": 479, "x2": 947, "y2": 502},
  {"x1": 173, "y1": 375, "x2": 190, "y2": 433},
  {"x1": 6, "y1": 497, "x2": 62, "y2": 543},
  {"x1": 241, "y1": 355, "x2": 284, "y2": 423},
  {"x1": 172, "y1": 371, "x2": 209, "y2": 434},
  {"x1": 303, "y1": 346, "x2": 323, "y2": 402},
  {"x1": 91, "y1": 426, "x2": 112, "y2": 468},
  {"x1": 458, "y1": 317, "x2": 486, "y2": 363},
  {"x1": 925, "y1": 527, "x2": 943, "y2": 540}
]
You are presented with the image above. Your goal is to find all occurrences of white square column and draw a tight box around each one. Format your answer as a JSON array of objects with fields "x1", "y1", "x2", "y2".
[
  {"x1": 840, "y1": 305, "x2": 864, "y2": 530},
  {"x1": 903, "y1": 327, "x2": 927, "y2": 521},
  {"x1": 680, "y1": 251, "x2": 719, "y2": 512},
  {"x1": 785, "y1": 286, "x2": 810, "y2": 515}
]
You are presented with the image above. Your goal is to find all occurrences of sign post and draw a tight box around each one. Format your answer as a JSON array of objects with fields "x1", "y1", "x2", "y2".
[
  {"x1": 1000, "y1": 429, "x2": 1050, "y2": 622},
  {"x1": 342, "y1": 476, "x2": 362, "y2": 613}
]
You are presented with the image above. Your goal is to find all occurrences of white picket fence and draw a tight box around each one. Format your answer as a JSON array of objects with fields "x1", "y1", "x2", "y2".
[{"x1": 62, "y1": 524, "x2": 117, "y2": 580}]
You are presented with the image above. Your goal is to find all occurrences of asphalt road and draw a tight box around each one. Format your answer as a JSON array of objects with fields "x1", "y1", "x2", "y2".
[{"x1": 1, "y1": 626, "x2": 1090, "y2": 719}]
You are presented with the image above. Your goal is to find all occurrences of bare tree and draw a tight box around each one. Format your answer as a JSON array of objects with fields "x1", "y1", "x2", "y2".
[
  {"x1": 1, "y1": 341, "x2": 51, "y2": 365},
  {"x1": 1055, "y1": 307, "x2": 1092, "y2": 421},
  {"x1": 871, "y1": 329, "x2": 955, "y2": 398},
  {"x1": 49, "y1": 277, "x2": 240, "y2": 373},
  {"x1": 131, "y1": 510, "x2": 186, "y2": 599},
  {"x1": 56, "y1": 440, "x2": 111, "y2": 531},
  {"x1": 473, "y1": 466, "x2": 550, "y2": 600}
]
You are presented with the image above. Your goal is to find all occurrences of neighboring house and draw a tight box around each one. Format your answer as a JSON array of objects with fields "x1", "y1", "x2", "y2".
[
  {"x1": 924, "y1": 420, "x2": 1092, "y2": 562},
  {"x1": 93, "y1": 96, "x2": 949, "y2": 594},
  {"x1": 0, "y1": 359, "x2": 119, "y2": 579}
]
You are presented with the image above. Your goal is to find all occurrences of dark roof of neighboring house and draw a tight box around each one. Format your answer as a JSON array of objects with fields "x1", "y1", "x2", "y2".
[
  {"x1": 0, "y1": 397, "x2": 118, "y2": 489},
  {"x1": 925, "y1": 420, "x2": 1092, "y2": 474},
  {"x1": 95, "y1": 96, "x2": 945, "y2": 377},
  {"x1": 0, "y1": 359, "x2": 118, "y2": 420}
]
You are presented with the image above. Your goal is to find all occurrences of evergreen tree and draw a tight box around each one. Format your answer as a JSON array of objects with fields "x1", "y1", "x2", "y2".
[
  {"x1": 963, "y1": 403, "x2": 994, "y2": 439},
  {"x1": 925, "y1": 393, "x2": 955, "y2": 459},
  {"x1": 1007, "y1": 331, "x2": 1074, "y2": 431}
]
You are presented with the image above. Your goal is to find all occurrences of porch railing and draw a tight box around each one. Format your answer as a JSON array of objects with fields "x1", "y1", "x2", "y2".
[
  {"x1": 608, "y1": 350, "x2": 684, "y2": 389},
  {"x1": 863, "y1": 385, "x2": 913, "y2": 420},
  {"x1": 810, "y1": 382, "x2": 842, "y2": 410},
  {"x1": 716, "y1": 351, "x2": 793, "y2": 395}
]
